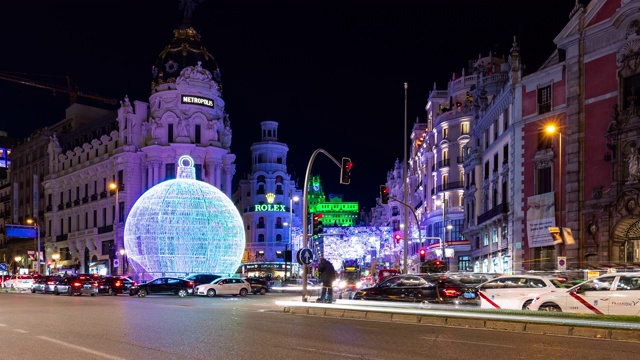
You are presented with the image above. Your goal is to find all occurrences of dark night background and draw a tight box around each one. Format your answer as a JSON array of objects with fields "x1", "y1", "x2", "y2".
[{"x1": 0, "y1": 0, "x2": 576, "y2": 210}]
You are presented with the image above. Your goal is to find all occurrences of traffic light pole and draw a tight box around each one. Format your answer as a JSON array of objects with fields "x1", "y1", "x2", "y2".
[
  {"x1": 388, "y1": 195, "x2": 422, "y2": 272},
  {"x1": 302, "y1": 149, "x2": 343, "y2": 302}
]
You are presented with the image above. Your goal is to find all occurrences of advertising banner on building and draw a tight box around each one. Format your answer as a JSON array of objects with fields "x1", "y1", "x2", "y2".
[{"x1": 526, "y1": 192, "x2": 556, "y2": 248}]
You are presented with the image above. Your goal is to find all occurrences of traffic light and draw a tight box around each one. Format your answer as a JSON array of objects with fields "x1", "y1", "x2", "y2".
[
  {"x1": 380, "y1": 185, "x2": 390, "y2": 204},
  {"x1": 434, "y1": 260, "x2": 443, "y2": 267},
  {"x1": 340, "y1": 157, "x2": 353, "y2": 185},
  {"x1": 312, "y1": 213, "x2": 324, "y2": 237},
  {"x1": 419, "y1": 248, "x2": 426, "y2": 262},
  {"x1": 394, "y1": 233, "x2": 402, "y2": 244}
]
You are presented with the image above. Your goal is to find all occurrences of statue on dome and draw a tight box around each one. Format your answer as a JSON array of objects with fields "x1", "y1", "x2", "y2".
[{"x1": 626, "y1": 146, "x2": 640, "y2": 183}]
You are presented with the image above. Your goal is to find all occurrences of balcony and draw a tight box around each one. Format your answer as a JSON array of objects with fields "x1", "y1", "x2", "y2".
[
  {"x1": 435, "y1": 181, "x2": 464, "y2": 193},
  {"x1": 65, "y1": 201, "x2": 72, "y2": 209},
  {"x1": 97, "y1": 224, "x2": 113, "y2": 234},
  {"x1": 58, "y1": 204, "x2": 64, "y2": 211},
  {"x1": 437, "y1": 159, "x2": 450, "y2": 169},
  {"x1": 55, "y1": 234, "x2": 68, "y2": 242},
  {"x1": 74, "y1": 199, "x2": 80, "y2": 206},
  {"x1": 82, "y1": 196, "x2": 89, "y2": 204},
  {"x1": 100, "y1": 191, "x2": 107, "y2": 199},
  {"x1": 91, "y1": 194, "x2": 98, "y2": 201},
  {"x1": 46, "y1": 205, "x2": 52, "y2": 212},
  {"x1": 457, "y1": 155, "x2": 465, "y2": 163},
  {"x1": 477, "y1": 202, "x2": 509, "y2": 225}
]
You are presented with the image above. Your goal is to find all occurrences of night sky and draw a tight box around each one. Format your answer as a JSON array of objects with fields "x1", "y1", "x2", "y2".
[{"x1": 0, "y1": 0, "x2": 576, "y2": 209}]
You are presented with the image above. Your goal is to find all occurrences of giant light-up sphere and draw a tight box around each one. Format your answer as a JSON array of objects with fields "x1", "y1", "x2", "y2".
[{"x1": 124, "y1": 155, "x2": 245, "y2": 279}]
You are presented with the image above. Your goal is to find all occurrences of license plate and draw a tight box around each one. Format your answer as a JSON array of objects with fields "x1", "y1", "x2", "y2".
[{"x1": 463, "y1": 292, "x2": 476, "y2": 299}]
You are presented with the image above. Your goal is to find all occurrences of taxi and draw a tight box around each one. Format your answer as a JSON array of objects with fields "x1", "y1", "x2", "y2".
[
  {"x1": 528, "y1": 272, "x2": 640, "y2": 315},
  {"x1": 476, "y1": 274, "x2": 566, "y2": 310}
]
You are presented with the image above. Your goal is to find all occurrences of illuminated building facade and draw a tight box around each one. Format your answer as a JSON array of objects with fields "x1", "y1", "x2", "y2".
[
  {"x1": 37, "y1": 18, "x2": 237, "y2": 277},
  {"x1": 234, "y1": 121, "x2": 302, "y2": 268}
]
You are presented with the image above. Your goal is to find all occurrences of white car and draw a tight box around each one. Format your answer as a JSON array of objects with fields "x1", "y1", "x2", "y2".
[
  {"x1": 2, "y1": 274, "x2": 35, "y2": 290},
  {"x1": 476, "y1": 275, "x2": 565, "y2": 310},
  {"x1": 528, "y1": 272, "x2": 640, "y2": 316},
  {"x1": 194, "y1": 277, "x2": 250, "y2": 297}
]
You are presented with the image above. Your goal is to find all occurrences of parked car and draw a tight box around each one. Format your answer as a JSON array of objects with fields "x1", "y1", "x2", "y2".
[
  {"x1": 244, "y1": 277, "x2": 271, "y2": 295},
  {"x1": 97, "y1": 276, "x2": 136, "y2": 296},
  {"x1": 476, "y1": 275, "x2": 567, "y2": 310},
  {"x1": 130, "y1": 277, "x2": 194, "y2": 298},
  {"x1": 31, "y1": 275, "x2": 64, "y2": 294},
  {"x1": 353, "y1": 274, "x2": 473, "y2": 305},
  {"x1": 53, "y1": 276, "x2": 98, "y2": 296},
  {"x1": 183, "y1": 273, "x2": 224, "y2": 287},
  {"x1": 194, "y1": 277, "x2": 250, "y2": 297},
  {"x1": 528, "y1": 272, "x2": 640, "y2": 315},
  {"x1": 445, "y1": 272, "x2": 502, "y2": 305},
  {"x1": 2, "y1": 274, "x2": 35, "y2": 290}
]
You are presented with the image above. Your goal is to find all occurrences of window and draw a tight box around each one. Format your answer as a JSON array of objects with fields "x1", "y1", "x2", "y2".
[
  {"x1": 168, "y1": 123, "x2": 174, "y2": 142},
  {"x1": 503, "y1": 144, "x2": 509, "y2": 163},
  {"x1": 623, "y1": 74, "x2": 640, "y2": 109},
  {"x1": 258, "y1": 234, "x2": 265, "y2": 242},
  {"x1": 537, "y1": 85, "x2": 551, "y2": 114},
  {"x1": 195, "y1": 124, "x2": 201, "y2": 143},
  {"x1": 276, "y1": 234, "x2": 282, "y2": 242},
  {"x1": 166, "y1": 163, "x2": 175, "y2": 180},
  {"x1": 536, "y1": 167, "x2": 552, "y2": 195},
  {"x1": 461, "y1": 122, "x2": 469, "y2": 135},
  {"x1": 442, "y1": 127, "x2": 448, "y2": 139}
]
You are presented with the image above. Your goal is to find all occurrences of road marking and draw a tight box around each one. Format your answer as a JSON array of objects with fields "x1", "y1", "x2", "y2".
[
  {"x1": 295, "y1": 347, "x2": 384, "y2": 359},
  {"x1": 420, "y1": 336, "x2": 516, "y2": 348},
  {"x1": 37, "y1": 336, "x2": 126, "y2": 360},
  {"x1": 0, "y1": 324, "x2": 7, "y2": 327},
  {"x1": 13, "y1": 329, "x2": 28, "y2": 333}
]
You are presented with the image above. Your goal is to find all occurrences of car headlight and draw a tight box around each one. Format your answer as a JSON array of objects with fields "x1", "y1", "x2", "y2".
[{"x1": 356, "y1": 281, "x2": 363, "y2": 288}]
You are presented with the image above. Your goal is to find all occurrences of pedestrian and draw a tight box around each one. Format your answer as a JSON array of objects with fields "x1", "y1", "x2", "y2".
[{"x1": 317, "y1": 257, "x2": 336, "y2": 303}]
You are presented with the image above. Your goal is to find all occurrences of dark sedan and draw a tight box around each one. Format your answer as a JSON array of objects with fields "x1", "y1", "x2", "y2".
[
  {"x1": 97, "y1": 276, "x2": 136, "y2": 296},
  {"x1": 129, "y1": 277, "x2": 194, "y2": 298},
  {"x1": 245, "y1": 277, "x2": 272, "y2": 295},
  {"x1": 353, "y1": 274, "x2": 472, "y2": 305}
]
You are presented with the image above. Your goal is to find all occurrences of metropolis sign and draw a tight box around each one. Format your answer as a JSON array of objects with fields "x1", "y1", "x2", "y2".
[{"x1": 181, "y1": 95, "x2": 214, "y2": 108}]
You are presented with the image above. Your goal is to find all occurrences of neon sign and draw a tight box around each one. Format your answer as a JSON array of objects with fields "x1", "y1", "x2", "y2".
[
  {"x1": 181, "y1": 95, "x2": 214, "y2": 108},
  {"x1": 254, "y1": 204, "x2": 286, "y2": 212}
]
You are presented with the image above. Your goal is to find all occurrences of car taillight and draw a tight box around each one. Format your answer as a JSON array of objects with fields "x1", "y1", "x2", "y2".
[
  {"x1": 93, "y1": 282, "x2": 98, "y2": 287},
  {"x1": 73, "y1": 282, "x2": 82, "y2": 287},
  {"x1": 115, "y1": 281, "x2": 121, "y2": 287},
  {"x1": 188, "y1": 281, "x2": 194, "y2": 287},
  {"x1": 443, "y1": 288, "x2": 461, "y2": 297},
  {"x1": 47, "y1": 281, "x2": 55, "y2": 285}
]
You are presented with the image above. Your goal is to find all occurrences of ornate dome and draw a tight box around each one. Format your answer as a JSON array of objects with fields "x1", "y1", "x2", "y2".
[
  {"x1": 151, "y1": 24, "x2": 221, "y2": 91},
  {"x1": 123, "y1": 155, "x2": 244, "y2": 279}
]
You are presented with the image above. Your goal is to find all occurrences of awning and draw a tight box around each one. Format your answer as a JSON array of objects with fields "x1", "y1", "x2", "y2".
[{"x1": 88, "y1": 260, "x2": 108, "y2": 269}]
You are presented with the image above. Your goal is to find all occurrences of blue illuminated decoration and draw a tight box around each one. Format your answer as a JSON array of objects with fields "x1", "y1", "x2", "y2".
[{"x1": 123, "y1": 155, "x2": 245, "y2": 279}]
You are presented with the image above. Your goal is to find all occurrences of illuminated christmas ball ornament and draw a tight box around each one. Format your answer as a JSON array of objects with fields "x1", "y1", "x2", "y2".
[{"x1": 124, "y1": 155, "x2": 245, "y2": 278}]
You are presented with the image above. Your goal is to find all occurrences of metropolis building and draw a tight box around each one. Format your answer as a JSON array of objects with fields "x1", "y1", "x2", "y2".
[{"x1": 8, "y1": 17, "x2": 236, "y2": 276}]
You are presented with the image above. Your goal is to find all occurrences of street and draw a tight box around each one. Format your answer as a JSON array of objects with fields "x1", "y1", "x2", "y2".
[{"x1": 2, "y1": 291, "x2": 640, "y2": 360}]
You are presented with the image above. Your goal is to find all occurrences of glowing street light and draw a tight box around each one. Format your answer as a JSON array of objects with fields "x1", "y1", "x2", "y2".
[
  {"x1": 109, "y1": 182, "x2": 120, "y2": 275},
  {"x1": 26, "y1": 218, "x2": 41, "y2": 275},
  {"x1": 546, "y1": 124, "x2": 563, "y2": 266}
]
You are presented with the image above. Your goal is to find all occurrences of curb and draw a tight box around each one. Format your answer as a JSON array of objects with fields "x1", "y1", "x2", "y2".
[{"x1": 283, "y1": 305, "x2": 640, "y2": 343}]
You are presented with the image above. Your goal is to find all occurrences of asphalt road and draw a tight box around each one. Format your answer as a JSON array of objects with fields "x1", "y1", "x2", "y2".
[{"x1": 2, "y1": 291, "x2": 640, "y2": 360}]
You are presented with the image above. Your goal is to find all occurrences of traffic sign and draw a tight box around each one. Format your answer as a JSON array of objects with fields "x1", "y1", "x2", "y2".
[
  {"x1": 0, "y1": 263, "x2": 7, "y2": 271},
  {"x1": 113, "y1": 259, "x2": 119, "y2": 268},
  {"x1": 296, "y1": 248, "x2": 314, "y2": 265}
]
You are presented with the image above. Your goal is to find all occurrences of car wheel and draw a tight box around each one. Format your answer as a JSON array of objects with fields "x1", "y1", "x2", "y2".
[
  {"x1": 108, "y1": 288, "x2": 115, "y2": 296},
  {"x1": 522, "y1": 300, "x2": 533, "y2": 310},
  {"x1": 54, "y1": 287, "x2": 60, "y2": 296},
  {"x1": 67, "y1": 288, "x2": 73, "y2": 296},
  {"x1": 259, "y1": 287, "x2": 266, "y2": 295},
  {"x1": 31, "y1": 288, "x2": 36, "y2": 293},
  {"x1": 138, "y1": 289, "x2": 147, "y2": 298},
  {"x1": 539, "y1": 303, "x2": 562, "y2": 312},
  {"x1": 239, "y1": 288, "x2": 248, "y2": 297},
  {"x1": 91, "y1": 293, "x2": 96, "y2": 297},
  {"x1": 178, "y1": 289, "x2": 188, "y2": 298},
  {"x1": 206, "y1": 289, "x2": 216, "y2": 297}
]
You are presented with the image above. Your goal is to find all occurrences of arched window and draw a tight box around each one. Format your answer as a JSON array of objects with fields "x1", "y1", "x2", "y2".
[
  {"x1": 258, "y1": 234, "x2": 265, "y2": 242},
  {"x1": 258, "y1": 217, "x2": 265, "y2": 229},
  {"x1": 275, "y1": 175, "x2": 283, "y2": 184},
  {"x1": 257, "y1": 175, "x2": 266, "y2": 183},
  {"x1": 275, "y1": 217, "x2": 283, "y2": 229},
  {"x1": 276, "y1": 234, "x2": 282, "y2": 242}
]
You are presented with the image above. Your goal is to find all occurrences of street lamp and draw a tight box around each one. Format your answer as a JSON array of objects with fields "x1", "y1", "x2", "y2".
[
  {"x1": 26, "y1": 218, "x2": 41, "y2": 275},
  {"x1": 285, "y1": 192, "x2": 299, "y2": 283},
  {"x1": 14, "y1": 256, "x2": 22, "y2": 274},
  {"x1": 109, "y1": 182, "x2": 119, "y2": 275},
  {"x1": 119, "y1": 248, "x2": 127, "y2": 276},
  {"x1": 435, "y1": 197, "x2": 446, "y2": 261},
  {"x1": 545, "y1": 125, "x2": 563, "y2": 266},
  {"x1": 52, "y1": 252, "x2": 60, "y2": 272}
]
